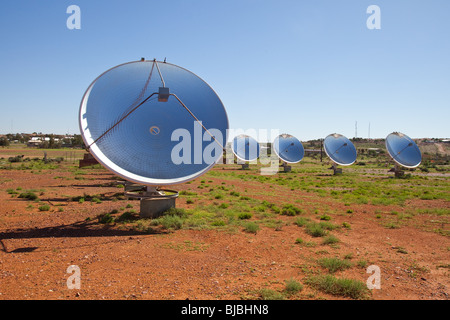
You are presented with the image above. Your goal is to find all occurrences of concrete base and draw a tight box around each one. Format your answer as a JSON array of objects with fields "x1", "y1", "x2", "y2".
[{"x1": 140, "y1": 197, "x2": 176, "y2": 219}]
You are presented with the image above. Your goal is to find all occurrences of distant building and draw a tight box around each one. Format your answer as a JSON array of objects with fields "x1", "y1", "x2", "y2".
[{"x1": 27, "y1": 137, "x2": 43, "y2": 147}]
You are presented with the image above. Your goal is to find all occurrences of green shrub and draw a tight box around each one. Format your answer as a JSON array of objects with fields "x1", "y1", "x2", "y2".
[
  {"x1": 320, "y1": 214, "x2": 331, "y2": 221},
  {"x1": 322, "y1": 235, "x2": 340, "y2": 245},
  {"x1": 164, "y1": 207, "x2": 187, "y2": 218},
  {"x1": 305, "y1": 222, "x2": 327, "y2": 237},
  {"x1": 284, "y1": 278, "x2": 303, "y2": 295},
  {"x1": 318, "y1": 257, "x2": 351, "y2": 273},
  {"x1": 238, "y1": 212, "x2": 252, "y2": 220},
  {"x1": 218, "y1": 203, "x2": 229, "y2": 209},
  {"x1": 259, "y1": 289, "x2": 285, "y2": 300},
  {"x1": 319, "y1": 221, "x2": 339, "y2": 231},
  {"x1": 294, "y1": 217, "x2": 310, "y2": 227},
  {"x1": 211, "y1": 220, "x2": 226, "y2": 226},
  {"x1": 38, "y1": 204, "x2": 50, "y2": 211},
  {"x1": 160, "y1": 214, "x2": 184, "y2": 230},
  {"x1": 91, "y1": 197, "x2": 102, "y2": 204},
  {"x1": 116, "y1": 211, "x2": 137, "y2": 223},
  {"x1": 244, "y1": 222, "x2": 259, "y2": 234},
  {"x1": 18, "y1": 192, "x2": 38, "y2": 201},
  {"x1": 179, "y1": 190, "x2": 197, "y2": 196},
  {"x1": 306, "y1": 275, "x2": 369, "y2": 299},
  {"x1": 357, "y1": 260, "x2": 368, "y2": 268},
  {"x1": 281, "y1": 204, "x2": 302, "y2": 216},
  {"x1": 98, "y1": 212, "x2": 114, "y2": 224}
]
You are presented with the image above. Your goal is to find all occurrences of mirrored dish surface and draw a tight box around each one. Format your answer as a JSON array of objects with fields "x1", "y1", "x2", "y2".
[
  {"x1": 273, "y1": 134, "x2": 304, "y2": 163},
  {"x1": 232, "y1": 134, "x2": 260, "y2": 162},
  {"x1": 79, "y1": 60, "x2": 229, "y2": 186},
  {"x1": 385, "y1": 132, "x2": 422, "y2": 168},
  {"x1": 323, "y1": 133, "x2": 357, "y2": 166}
]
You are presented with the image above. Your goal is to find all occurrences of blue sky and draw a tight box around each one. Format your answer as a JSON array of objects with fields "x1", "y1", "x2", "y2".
[{"x1": 0, "y1": 0, "x2": 449, "y2": 141}]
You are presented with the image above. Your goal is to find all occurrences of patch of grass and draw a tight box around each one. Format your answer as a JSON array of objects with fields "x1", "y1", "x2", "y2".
[
  {"x1": 159, "y1": 214, "x2": 184, "y2": 230},
  {"x1": 319, "y1": 221, "x2": 339, "y2": 231},
  {"x1": 218, "y1": 203, "x2": 229, "y2": 209},
  {"x1": 91, "y1": 197, "x2": 102, "y2": 204},
  {"x1": 383, "y1": 221, "x2": 400, "y2": 229},
  {"x1": 284, "y1": 278, "x2": 303, "y2": 296},
  {"x1": 18, "y1": 192, "x2": 39, "y2": 201},
  {"x1": 98, "y1": 212, "x2": 114, "y2": 224},
  {"x1": 281, "y1": 204, "x2": 303, "y2": 216},
  {"x1": 306, "y1": 274, "x2": 370, "y2": 299},
  {"x1": 116, "y1": 211, "x2": 138, "y2": 223},
  {"x1": 318, "y1": 257, "x2": 352, "y2": 273},
  {"x1": 165, "y1": 207, "x2": 187, "y2": 217},
  {"x1": 322, "y1": 234, "x2": 340, "y2": 245},
  {"x1": 258, "y1": 289, "x2": 285, "y2": 300},
  {"x1": 6, "y1": 188, "x2": 19, "y2": 195},
  {"x1": 305, "y1": 222, "x2": 327, "y2": 237},
  {"x1": 320, "y1": 214, "x2": 331, "y2": 221},
  {"x1": 238, "y1": 212, "x2": 252, "y2": 220},
  {"x1": 294, "y1": 217, "x2": 311, "y2": 227},
  {"x1": 356, "y1": 260, "x2": 368, "y2": 268},
  {"x1": 342, "y1": 222, "x2": 351, "y2": 229},
  {"x1": 243, "y1": 222, "x2": 259, "y2": 234},
  {"x1": 179, "y1": 190, "x2": 197, "y2": 196},
  {"x1": 211, "y1": 219, "x2": 226, "y2": 227},
  {"x1": 38, "y1": 204, "x2": 51, "y2": 211},
  {"x1": 395, "y1": 247, "x2": 408, "y2": 254}
]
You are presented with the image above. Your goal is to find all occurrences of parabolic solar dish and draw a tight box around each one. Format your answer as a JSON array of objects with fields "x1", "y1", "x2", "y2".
[
  {"x1": 323, "y1": 133, "x2": 357, "y2": 166},
  {"x1": 385, "y1": 132, "x2": 421, "y2": 168},
  {"x1": 79, "y1": 59, "x2": 229, "y2": 186},
  {"x1": 232, "y1": 134, "x2": 260, "y2": 162},
  {"x1": 273, "y1": 134, "x2": 304, "y2": 164}
]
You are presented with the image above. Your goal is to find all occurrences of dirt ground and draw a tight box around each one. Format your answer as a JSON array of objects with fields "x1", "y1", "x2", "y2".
[{"x1": 0, "y1": 161, "x2": 448, "y2": 301}]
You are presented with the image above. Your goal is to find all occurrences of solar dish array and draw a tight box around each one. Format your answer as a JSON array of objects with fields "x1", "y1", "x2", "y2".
[{"x1": 80, "y1": 59, "x2": 422, "y2": 186}]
